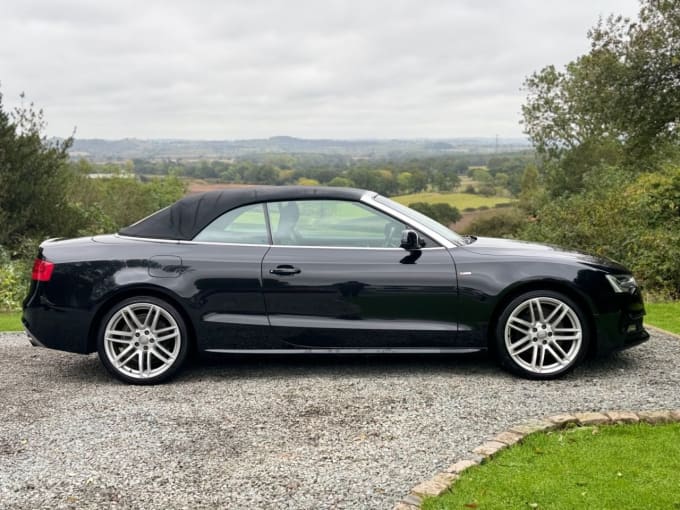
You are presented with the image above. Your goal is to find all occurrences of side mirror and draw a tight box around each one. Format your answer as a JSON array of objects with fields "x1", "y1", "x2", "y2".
[{"x1": 400, "y1": 229, "x2": 425, "y2": 250}]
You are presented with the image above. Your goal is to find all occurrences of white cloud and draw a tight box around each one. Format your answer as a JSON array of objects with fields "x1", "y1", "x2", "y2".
[{"x1": 0, "y1": 0, "x2": 640, "y2": 139}]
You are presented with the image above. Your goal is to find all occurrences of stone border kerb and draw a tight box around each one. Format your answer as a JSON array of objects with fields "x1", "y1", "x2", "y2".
[{"x1": 394, "y1": 409, "x2": 680, "y2": 509}]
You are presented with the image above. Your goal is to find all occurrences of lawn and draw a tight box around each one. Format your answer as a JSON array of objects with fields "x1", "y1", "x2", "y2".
[
  {"x1": 645, "y1": 302, "x2": 680, "y2": 335},
  {"x1": 1, "y1": 303, "x2": 678, "y2": 334},
  {"x1": 392, "y1": 192, "x2": 514, "y2": 210},
  {"x1": 0, "y1": 311, "x2": 22, "y2": 331},
  {"x1": 423, "y1": 423, "x2": 680, "y2": 510}
]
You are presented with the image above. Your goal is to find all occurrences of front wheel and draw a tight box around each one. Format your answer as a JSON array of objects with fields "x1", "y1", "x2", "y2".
[
  {"x1": 495, "y1": 290, "x2": 590, "y2": 379},
  {"x1": 97, "y1": 296, "x2": 189, "y2": 384}
]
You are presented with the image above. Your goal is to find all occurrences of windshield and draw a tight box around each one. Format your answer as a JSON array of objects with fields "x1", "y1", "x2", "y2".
[{"x1": 374, "y1": 195, "x2": 465, "y2": 246}]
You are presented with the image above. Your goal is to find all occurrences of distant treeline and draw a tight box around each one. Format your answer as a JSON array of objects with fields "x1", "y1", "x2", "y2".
[{"x1": 87, "y1": 152, "x2": 534, "y2": 197}]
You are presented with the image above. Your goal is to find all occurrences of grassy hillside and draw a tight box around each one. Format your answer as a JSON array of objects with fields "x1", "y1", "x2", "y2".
[{"x1": 392, "y1": 192, "x2": 514, "y2": 210}]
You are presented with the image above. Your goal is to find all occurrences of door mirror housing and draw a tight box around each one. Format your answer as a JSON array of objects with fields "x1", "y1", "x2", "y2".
[{"x1": 400, "y1": 229, "x2": 425, "y2": 250}]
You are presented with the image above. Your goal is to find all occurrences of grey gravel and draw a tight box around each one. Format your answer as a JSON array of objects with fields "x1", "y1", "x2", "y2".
[{"x1": 1, "y1": 330, "x2": 679, "y2": 509}]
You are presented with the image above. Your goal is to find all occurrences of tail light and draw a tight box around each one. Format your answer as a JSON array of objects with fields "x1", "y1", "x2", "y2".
[{"x1": 32, "y1": 258, "x2": 55, "y2": 282}]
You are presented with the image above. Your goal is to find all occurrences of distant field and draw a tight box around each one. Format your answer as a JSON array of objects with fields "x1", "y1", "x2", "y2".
[
  {"x1": 392, "y1": 192, "x2": 514, "y2": 210},
  {"x1": 187, "y1": 181, "x2": 252, "y2": 194}
]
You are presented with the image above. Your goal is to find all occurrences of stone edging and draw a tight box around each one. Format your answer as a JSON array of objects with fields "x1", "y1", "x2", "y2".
[{"x1": 394, "y1": 409, "x2": 680, "y2": 509}]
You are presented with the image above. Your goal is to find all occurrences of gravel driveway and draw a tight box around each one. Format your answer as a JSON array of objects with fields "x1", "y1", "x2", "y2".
[{"x1": 1, "y1": 330, "x2": 679, "y2": 509}]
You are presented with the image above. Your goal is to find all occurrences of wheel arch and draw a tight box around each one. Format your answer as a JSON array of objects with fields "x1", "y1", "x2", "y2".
[
  {"x1": 487, "y1": 278, "x2": 598, "y2": 357},
  {"x1": 88, "y1": 285, "x2": 197, "y2": 354}
]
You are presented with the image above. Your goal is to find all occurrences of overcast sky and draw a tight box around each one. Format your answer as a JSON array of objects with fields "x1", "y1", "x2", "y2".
[{"x1": 0, "y1": 0, "x2": 640, "y2": 140}]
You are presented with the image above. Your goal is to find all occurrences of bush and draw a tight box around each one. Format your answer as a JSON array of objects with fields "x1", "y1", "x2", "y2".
[
  {"x1": 0, "y1": 248, "x2": 29, "y2": 311},
  {"x1": 521, "y1": 166, "x2": 680, "y2": 297},
  {"x1": 478, "y1": 184, "x2": 496, "y2": 197},
  {"x1": 328, "y1": 176, "x2": 354, "y2": 187},
  {"x1": 66, "y1": 172, "x2": 186, "y2": 235},
  {"x1": 409, "y1": 202, "x2": 462, "y2": 226},
  {"x1": 461, "y1": 209, "x2": 527, "y2": 238}
]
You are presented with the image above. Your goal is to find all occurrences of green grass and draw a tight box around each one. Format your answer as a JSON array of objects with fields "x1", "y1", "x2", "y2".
[
  {"x1": 392, "y1": 192, "x2": 514, "y2": 210},
  {"x1": 645, "y1": 302, "x2": 680, "y2": 335},
  {"x1": 0, "y1": 311, "x2": 22, "y2": 331},
  {"x1": 423, "y1": 423, "x2": 680, "y2": 510}
]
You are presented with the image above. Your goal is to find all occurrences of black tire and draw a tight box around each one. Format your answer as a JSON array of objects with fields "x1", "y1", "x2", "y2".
[
  {"x1": 97, "y1": 296, "x2": 189, "y2": 385},
  {"x1": 495, "y1": 290, "x2": 590, "y2": 380}
]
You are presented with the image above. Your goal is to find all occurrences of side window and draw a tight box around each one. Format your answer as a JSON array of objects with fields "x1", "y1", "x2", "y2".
[
  {"x1": 266, "y1": 200, "x2": 407, "y2": 247},
  {"x1": 194, "y1": 203, "x2": 269, "y2": 244}
]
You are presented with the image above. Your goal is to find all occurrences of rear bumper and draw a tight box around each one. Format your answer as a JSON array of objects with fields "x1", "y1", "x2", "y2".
[
  {"x1": 24, "y1": 326, "x2": 46, "y2": 348},
  {"x1": 22, "y1": 298, "x2": 94, "y2": 354}
]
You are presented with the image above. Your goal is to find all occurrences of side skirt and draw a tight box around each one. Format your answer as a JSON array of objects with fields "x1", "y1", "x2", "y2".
[{"x1": 204, "y1": 348, "x2": 484, "y2": 354}]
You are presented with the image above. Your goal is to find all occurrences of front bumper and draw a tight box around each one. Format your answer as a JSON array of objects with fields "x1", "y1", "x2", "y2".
[{"x1": 593, "y1": 294, "x2": 650, "y2": 356}]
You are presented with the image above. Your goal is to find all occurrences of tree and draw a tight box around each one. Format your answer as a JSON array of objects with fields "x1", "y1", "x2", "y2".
[
  {"x1": 493, "y1": 172, "x2": 509, "y2": 189},
  {"x1": 243, "y1": 164, "x2": 277, "y2": 184},
  {"x1": 397, "y1": 172, "x2": 414, "y2": 193},
  {"x1": 0, "y1": 92, "x2": 83, "y2": 250},
  {"x1": 518, "y1": 164, "x2": 541, "y2": 214},
  {"x1": 469, "y1": 167, "x2": 492, "y2": 183},
  {"x1": 433, "y1": 170, "x2": 460, "y2": 192},
  {"x1": 522, "y1": 0, "x2": 680, "y2": 192},
  {"x1": 328, "y1": 176, "x2": 354, "y2": 187}
]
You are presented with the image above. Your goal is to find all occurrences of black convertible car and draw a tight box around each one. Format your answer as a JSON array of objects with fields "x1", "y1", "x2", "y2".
[{"x1": 23, "y1": 186, "x2": 648, "y2": 384}]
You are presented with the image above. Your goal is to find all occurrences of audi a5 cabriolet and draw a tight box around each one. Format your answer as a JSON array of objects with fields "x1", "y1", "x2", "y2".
[{"x1": 22, "y1": 186, "x2": 648, "y2": 384}]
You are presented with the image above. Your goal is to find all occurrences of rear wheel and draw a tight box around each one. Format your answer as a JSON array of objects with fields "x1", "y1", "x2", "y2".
[
  {"x1": 97, "y1": 296, "x2": 189, "y2": 384},
  {"x1": 496, "y1": 290, "x2": 590, "y2": 379}
]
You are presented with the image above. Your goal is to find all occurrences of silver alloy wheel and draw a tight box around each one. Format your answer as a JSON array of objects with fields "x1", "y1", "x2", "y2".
[
  {"x1": 504, "y1": 297, "x2": 583, "y2": 375},
  {"x1": 103, "y1": 302, "x2": 181, "y2": 380}
]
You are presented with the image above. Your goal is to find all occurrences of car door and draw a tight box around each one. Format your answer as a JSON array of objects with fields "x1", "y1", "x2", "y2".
[
  {"x1": 261, "y1": 199, "x2": 460, "y2": 349},
  {"x1": 179, "y1": 202, "x2": 273, "y2": 351}
]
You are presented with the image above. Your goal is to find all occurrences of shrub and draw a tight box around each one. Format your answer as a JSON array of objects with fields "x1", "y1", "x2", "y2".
[
  {"x1": 462, "y1": 209, "x2": 527, "y2": 238},
  {"x1": 408, "y1": 202, "x2": 462, "y2": 225},
  {"x1": 478, "y1": 184, "x2": 496, "y2": 197},
  {"x1": 521, "y1": 166, "x2": 680, "y2": 297},
  {"x1": 0, "y1": 248, "x2": 29, "y2": 311}
]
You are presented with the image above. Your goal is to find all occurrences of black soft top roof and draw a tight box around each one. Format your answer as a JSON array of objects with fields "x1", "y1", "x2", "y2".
[{"x1": 118, "y1": 185, "x2": 369, "y2": 240}]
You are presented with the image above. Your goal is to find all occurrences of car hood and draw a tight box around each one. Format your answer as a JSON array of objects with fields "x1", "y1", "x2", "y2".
[{"x1": 460, "y1": 236, "x2": 629, "y2": 272}]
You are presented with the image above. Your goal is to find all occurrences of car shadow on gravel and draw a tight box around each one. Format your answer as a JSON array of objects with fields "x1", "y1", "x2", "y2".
[
  {"x1": 49, "y1": 347, "x2": 642, "y2": 385},
  {"x1": 173, "y1": 349, "x2": 642, "y2": 383},
  {"x1": 185, "y1": 351, "x2": 494, "y2": 378}
]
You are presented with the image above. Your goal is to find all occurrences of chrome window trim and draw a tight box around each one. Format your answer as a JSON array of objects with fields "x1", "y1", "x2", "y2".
[
  {"x1": 265, "y1": 245, "x2": 446, "y2": 251},
  {"x1": 115, "y1": 234, "x2": 445, "y2": 251},
  {"x1": 179, "y1": 240, "x2": 270, "y2": 248},
  {"x1": 360, "y1": 193, "x2": 456, "y2": 249}
]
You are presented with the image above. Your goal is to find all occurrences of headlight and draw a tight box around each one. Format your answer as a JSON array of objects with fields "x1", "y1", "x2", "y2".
[{"x1": 605, "y1": 274, "x2": 638, "y2": 294}]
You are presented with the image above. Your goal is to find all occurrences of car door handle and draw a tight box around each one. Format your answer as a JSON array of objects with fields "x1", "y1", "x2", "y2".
[{"x1": 269, "y1": 265, "x2": 301, "y2": 276}]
